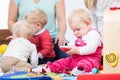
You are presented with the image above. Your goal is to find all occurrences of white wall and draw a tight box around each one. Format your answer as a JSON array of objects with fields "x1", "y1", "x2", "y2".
[{"x1": 0, "y1": 0, "x2": 10, "y2": 29}]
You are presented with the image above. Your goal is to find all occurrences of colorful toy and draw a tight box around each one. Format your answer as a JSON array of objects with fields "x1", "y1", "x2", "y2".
[
  {"x1": 59, "y1": 46, "x2": 70, "y2": 52},
  {"x1": 105, "y1": 52, "x2": 119, "y2": 67},
  {"x1": 0, "y1": 44, "x2": 8, "y2": 54},
  {"x1": 110, "y1": 7, "x2": 120, "y2": 10},
  {"x1": 91, "y1": 68, "x2": 99, "y2": 74},
  {"x1": 99, "y1": 65, "x2": 103, "y2": 70}
]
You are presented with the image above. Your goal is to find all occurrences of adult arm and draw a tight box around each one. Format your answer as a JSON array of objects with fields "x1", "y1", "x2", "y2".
[
  {"x1": 55, "y1": 0, "x2": 67, "y2": 46},
  {"x1": 8, "y1": 0, "x2": 18, "y2": 32}
]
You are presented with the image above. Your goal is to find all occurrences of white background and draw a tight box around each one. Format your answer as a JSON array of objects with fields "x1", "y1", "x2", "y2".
[{"x1": 0, "y1": 0, "x2": 10, "y2": 29}]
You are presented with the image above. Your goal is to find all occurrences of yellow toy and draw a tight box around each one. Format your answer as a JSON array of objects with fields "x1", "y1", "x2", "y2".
[
  {"x1": 0, "y1": 44, "x2": 8, "y2": 54},
  {"x1": 105, "y1": 52, "x2": 119, "y2": 67}
]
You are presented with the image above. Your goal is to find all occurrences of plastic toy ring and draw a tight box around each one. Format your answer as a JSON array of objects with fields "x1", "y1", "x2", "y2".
[{"x1": 105, "y1": 52, "x2": 119, "y2": 67}]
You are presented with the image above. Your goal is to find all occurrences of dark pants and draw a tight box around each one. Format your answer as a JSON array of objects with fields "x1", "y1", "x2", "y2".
[
  {"x1": 38, "y1": 58, "x2": 55, "y2": 64},
  {"x1": 52, "y1": 38, "x2": 69, "y2": 60},
  {"x1": 37, "y1": 38, "x2": 69, "y2": 64}
]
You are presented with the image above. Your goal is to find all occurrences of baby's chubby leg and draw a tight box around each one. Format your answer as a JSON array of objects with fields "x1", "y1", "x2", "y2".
[
  {"x1": 47, "y1": 57, "x2": 72, "y2": 73},
  {"x1": 72, "y1": 58, "x2": 98, "y2": 76},
  {"x1": 33, "y1": 57, "x2": 72, "y2": 73}
]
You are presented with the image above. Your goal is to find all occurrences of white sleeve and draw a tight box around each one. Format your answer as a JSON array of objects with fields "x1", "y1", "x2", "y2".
[
  {"x1": 110, "y1": 0, "x2": 120, "y2": 7},
  {"x1": 30, "y1": 44, "x2": 38, "y2": 68},
  {"x1": 38, "y1": 52, "x2": 43, "y2": 59},
  {"x1": 79, "y1": 30, "x2": 101, "y2": 55}
]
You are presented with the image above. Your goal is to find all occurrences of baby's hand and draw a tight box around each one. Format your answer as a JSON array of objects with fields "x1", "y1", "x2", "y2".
[
  {"x1": 67, "y1": 45, "x2": 80, "y2": 55},
  {"x1": 6, "y1": 35, "x2": 13, "y2": 40}
]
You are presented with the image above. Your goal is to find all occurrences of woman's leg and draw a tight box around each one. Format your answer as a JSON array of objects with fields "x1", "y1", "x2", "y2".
[{"x1": 52, "y1": 38, "x2": 68, "y2": 60}]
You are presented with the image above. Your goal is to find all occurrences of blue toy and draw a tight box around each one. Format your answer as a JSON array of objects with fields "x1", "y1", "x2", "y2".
[{"x1": 92, "y1": 68, "x2": 99, "y2": 74}]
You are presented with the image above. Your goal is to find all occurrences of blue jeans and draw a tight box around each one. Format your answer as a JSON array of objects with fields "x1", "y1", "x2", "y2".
[{"x1": 52, "y1": 38, "x2": 69, "y2": 60}]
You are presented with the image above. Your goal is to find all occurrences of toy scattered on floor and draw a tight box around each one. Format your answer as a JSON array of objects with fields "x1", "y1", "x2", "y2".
[
  {"x1": 0, "y1": 44, "x2": 8, "y2": 61},
  {"x1": 99, "y1": 65, "x2": 103, "y2": 70},
  {"x1": 105, "y1": 52, "x2": 119, "y2": 67},
  {"x1": 98, "y1": 65, "x2": 103, "y2": 74},
  {"x1": 91, "y1": 68, "x2": 99, "y2": 74},
  {"x1": 88, "y1": 67, "x2": 103, "y2": 74},
  {"x1": 0, "y1": 64, "x2": 103, "y2": 80},
  {"x1": 0, "y1": 44, "x2": 8, "y2": 54}
]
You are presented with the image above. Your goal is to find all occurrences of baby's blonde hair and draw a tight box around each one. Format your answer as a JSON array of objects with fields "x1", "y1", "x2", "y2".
[
  {"x1": 25, "y1": 9, "x2": 48, "y2": 26},
  {"x1": 85, "y1": 0, "x2": 97, "y2": 10},
  {"x1": 12, "y1": 20, "x2": 35, "y2": 39},
  {"x1": 68, "y1": 9, "x2": 92, "y2": 26}
]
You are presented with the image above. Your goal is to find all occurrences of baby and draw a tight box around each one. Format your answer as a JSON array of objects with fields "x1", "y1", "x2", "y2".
[
  {"x1": 25, "y1": 9, "x2": 56, "y2": 64},
  {"x1": 0, "y1": 20, "x2": 38, "y2": 73}
]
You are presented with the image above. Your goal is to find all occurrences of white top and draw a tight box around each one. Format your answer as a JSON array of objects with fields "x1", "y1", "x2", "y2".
[
  {"x1": 92, "y1": 0, "x2": 114, "y2": 16},
  {"x1": 3, "y1": 37, "x2": 38, "y2": 67},
  {"x1": 91, "y1": 0, "x2": 118, "y2": 35},
  {"x1": 69, "y1": 30, "x2": 101, "y2": 55}
]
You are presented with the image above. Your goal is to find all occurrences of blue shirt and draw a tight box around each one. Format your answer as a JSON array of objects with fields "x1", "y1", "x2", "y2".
[{"x1": 14, "y1": 0, "x2": 59, "y2": 38}]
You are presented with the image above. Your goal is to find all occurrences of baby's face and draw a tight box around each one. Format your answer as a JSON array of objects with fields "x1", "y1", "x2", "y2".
[
  {"x1": 33, "y1": 22, "x2": 43, "y2": 33},
  {"x1": 27, "y1": 21, "x2": 43, "y2": 33},
  {"x1": 70, "y1": 18, "x2": 90, "y2": 38}
]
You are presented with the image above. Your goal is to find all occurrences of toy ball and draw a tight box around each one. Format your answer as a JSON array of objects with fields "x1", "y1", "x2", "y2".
[
  {"x1": 92, "y1": 68, "x2": 99, "y2": 74},
  {"x1": 0, "y1": 44, "x2": 8, "y2": 54},
  {"x1": 99, "y1": 65, "x2": 103, "y2": 70}
]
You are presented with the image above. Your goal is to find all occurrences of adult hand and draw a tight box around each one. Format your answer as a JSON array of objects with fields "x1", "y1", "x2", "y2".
[
  {"x1": 6, "y1": 35, "x2": 13, "y2": 40},
  {"x1": 55, "y1": 34, "x2": 66, "y2": 46},
  {"x1": 6, "y1": 35, "x2": 17, "y2": 40}
]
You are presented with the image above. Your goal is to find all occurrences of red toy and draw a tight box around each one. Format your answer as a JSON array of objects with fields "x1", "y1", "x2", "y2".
[
  {"x1": 60, "y1": 46, "x2": 70, "y2": 52},
  {"x1": 99, "y1": 65, "x2": 103, "y2": 70},
  {"x1": 110, "y1": 7, "x2": 120, "y2": 10}
]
